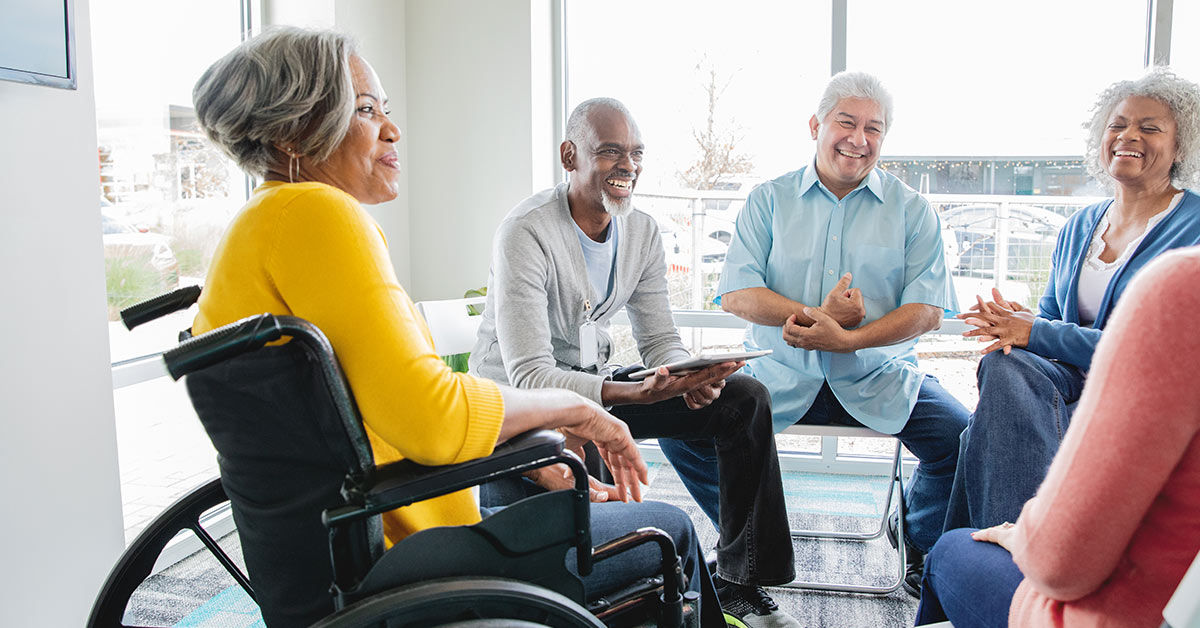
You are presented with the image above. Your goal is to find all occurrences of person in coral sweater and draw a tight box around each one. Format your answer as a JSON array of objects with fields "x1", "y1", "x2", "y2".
[{"x1": 915, "y1": 245, "x2": 1200, "y2": 628}]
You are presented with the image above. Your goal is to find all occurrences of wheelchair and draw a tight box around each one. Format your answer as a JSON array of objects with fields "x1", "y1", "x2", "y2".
[{"x1": 89, "y1": 287, "x2": 698, "y2": 627}]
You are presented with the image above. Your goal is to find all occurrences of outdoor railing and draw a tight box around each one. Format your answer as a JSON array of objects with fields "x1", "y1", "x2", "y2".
[{"x1": 634, "y1": 189, "x2": 1104, "y2": 314}]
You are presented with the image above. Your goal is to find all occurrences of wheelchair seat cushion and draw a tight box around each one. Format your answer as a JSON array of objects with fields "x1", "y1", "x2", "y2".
[{"x1": 186, "y1": 341, "x2": 382, "y2": 628}]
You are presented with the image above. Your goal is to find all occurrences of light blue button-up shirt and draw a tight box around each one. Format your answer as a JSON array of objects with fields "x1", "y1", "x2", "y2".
[{"x1": 716, "y1": 164, "x2": 957, "y2": 434}]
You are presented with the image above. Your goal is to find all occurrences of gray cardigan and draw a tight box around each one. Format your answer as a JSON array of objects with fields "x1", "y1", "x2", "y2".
[{"x1": 469, "y1": 182, "x2": 691, "y2": 404}]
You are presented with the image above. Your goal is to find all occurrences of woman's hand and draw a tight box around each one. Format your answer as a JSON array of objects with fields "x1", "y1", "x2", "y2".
[
  {"x1": 557, "y1": 395, "x2": 649, "y2": 503},
  {"x1": 523, "y1": 448, "x2": 625, "y2": 503},
  {"x1": 971, "y1": 520, "x2": 1018, "y2": 553},
  {"x1": 958, "y1": 292, "x2": 1035, "y2": 355},
  {"x1": 495, "y1": 387, "x2": 648, "y2": 502}
]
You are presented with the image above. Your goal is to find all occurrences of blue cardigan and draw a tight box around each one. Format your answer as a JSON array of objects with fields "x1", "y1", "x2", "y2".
[{"x1": 1030, "y1": 189, "x2": 1200, "y2": 369}]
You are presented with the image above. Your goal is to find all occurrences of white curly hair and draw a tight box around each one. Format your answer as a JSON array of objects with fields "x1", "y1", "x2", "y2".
[{"x1": 1084, "y1": 66, "x2": 1200, "y2": 190}]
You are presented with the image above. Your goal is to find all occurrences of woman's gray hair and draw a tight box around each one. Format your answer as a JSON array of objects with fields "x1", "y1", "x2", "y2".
[
  {"x1": 193, "y1": 26, "x2": 358, "y2": 177},
  {"x1": 1084, "y1": 66, "x2": 1200, "y2": 189},
  {"x1": 815, "y1": 71, "x2": 894, "y2": 135}
]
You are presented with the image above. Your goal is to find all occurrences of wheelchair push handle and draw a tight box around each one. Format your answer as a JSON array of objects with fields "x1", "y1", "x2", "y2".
[
  {"x1": 120, "y1": 285, "x2": 203, "y2": 330},
  {"x1": 163, "y1": 314, "x2": 285, "y2": 380}
]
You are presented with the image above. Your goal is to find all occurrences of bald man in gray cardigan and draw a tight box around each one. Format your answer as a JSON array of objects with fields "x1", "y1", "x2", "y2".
[{"x1": 470, "y1": 98, "x2": 800, "y2": 626}]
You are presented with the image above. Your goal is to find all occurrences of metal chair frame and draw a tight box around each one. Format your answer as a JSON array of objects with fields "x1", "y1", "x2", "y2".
[{"x1": 777, "y1": 423, "x2": 907, "y2": 595}]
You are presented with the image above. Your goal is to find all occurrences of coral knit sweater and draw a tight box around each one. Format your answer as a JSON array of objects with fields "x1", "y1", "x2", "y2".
[
  {"x1": 194, "y1": 181, "x2": 505, "y2": 546},
  {"x1": 1007, "y1": 246, "x2": 1200, "y2": 627}
]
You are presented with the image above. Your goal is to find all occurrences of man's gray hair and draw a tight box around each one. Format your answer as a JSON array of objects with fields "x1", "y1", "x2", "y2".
[
  {"x1": 815, "y1": 71, "x2": 894, "y2": 135},
  {"x1": 193, "y1": 26, "x2": 358, "y2": 177},
  {"x1": 1083, "y1": 66, "x2": 1200, "y2": 190},
  {"x1": 565, "y1": 97, "x2": 636, "y2": 144}
]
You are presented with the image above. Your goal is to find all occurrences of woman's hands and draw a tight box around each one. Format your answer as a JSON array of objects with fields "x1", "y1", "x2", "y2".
[
  {"x1": 971, "y1": 520, "x2": 1018, "y2": 552},
  {"x1": 959, "y1": 288, "x2": 1036, "y2": 355}
]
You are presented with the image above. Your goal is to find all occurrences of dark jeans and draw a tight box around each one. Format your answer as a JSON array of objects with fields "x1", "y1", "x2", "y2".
[
  {"x1": 915, "y1": 528, "x2": 1023, "y2": 627},
  {"x1": 627, "y1": 374, "x2": 795, "y2": 586},
  {"x1": 943, "y1": 349, "x2": 1084, "y2": 532}
]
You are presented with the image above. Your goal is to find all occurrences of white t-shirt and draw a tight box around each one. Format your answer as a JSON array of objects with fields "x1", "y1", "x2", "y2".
[
  {"x1": 574, "y1": 218, "x2": 619, "y2": 307},
  {"x1": 1076, "y1": 192, "x2": 1182, "y2": 324}
]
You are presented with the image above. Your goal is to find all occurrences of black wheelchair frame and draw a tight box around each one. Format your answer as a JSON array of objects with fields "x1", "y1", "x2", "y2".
[{"x1": 88, "y1": 287, "x2": 696, "y2": 628}]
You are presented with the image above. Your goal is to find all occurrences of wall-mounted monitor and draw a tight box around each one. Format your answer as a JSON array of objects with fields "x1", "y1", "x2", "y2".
[{"x1": 0, "y1": 0, "x2": 76, "y2": 90}]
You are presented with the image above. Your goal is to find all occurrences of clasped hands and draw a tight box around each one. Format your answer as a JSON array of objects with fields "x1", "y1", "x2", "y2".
[
  {"x1": 958, "y1": 288, "x2": 1036, "y2": 355},
  {"x1": 782, "y1": 272, "x2": 865, "y2": 353}
]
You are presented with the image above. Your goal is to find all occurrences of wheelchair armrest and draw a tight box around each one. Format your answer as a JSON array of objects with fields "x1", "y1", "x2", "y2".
[{"x1": 324, "y1": 429, "x2": 586, "y2": 528}]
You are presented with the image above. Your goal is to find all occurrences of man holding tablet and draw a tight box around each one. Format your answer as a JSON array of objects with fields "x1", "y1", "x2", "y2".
[
  {"x1": 716, "y1": 72, "x2": 969, "y2": 597},
  {"x1": 470, "y1": 98, "x2": 801, "y2": 627}
]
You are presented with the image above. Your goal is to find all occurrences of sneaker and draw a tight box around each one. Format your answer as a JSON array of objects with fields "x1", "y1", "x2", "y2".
[{"x1": 715, "y1": 578, "x2": 802, "y2": 628}]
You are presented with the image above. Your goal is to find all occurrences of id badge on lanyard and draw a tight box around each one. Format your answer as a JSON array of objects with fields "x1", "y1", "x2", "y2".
[{"x1": 579, "y1": 299, "x2": 599, "y2": 368}]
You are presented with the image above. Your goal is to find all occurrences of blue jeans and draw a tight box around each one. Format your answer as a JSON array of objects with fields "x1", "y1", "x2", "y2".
[
  {"x1": 663, "y1": 374, "x2": 968, "y2": 554},
  {"x1": 481, "y1": 500, "x2": 725, "y2": 627},
  {"x1": 485, "y1": 375, "x2": 794, "y2": 587},
  {"x1": 943, "y1": 349, "x2": 1084, "y2": 532},
  {"x1": 915, "y1": 528, "x2": 1024, "y2": 627}
]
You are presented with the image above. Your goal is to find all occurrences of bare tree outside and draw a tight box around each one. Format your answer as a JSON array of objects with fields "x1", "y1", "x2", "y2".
[{"x1": 677, "y1": 60, "x2": 754, "y2": 190}]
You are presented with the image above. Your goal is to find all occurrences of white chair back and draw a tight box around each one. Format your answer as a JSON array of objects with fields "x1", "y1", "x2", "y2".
[
  {"x1": 414, "y1": 296, "x2": 487, "y2": 356},
  {"x1": 1163, "y1": 549, "x2": 1200, "y2": 628}
]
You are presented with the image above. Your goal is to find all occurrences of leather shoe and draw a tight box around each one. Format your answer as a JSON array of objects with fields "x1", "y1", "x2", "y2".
[{"x1": 886, "y1": 511, "x2": 924, "y2": 598}]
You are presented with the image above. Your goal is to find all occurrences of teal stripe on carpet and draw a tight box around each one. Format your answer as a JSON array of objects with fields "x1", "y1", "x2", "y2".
[{"x1": 173, "y1": 584, "x2": 263, "y2": 628}]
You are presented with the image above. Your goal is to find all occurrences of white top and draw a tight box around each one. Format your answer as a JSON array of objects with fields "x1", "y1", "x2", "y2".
[
  {"x1": 574, "y1": 218, "x2": 619, "y2": 307},
  {"x1": 1077, "y1": 192, "x2": 1182, "y2": 324}
]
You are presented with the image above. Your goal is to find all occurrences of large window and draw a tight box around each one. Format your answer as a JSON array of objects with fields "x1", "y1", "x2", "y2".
[
  {"x1": 1171, "y1": 0, "x2": 1200, "y2": 81},
  {"x1": 567, "y1": 0, "x2": 831, "y2": 360},
  {"x1": 568, "y1": 0, "x2": 1170, "y2": 332},
  {"x1": 95, "y1": 0, "x2": 249, "y2": 541},
  {"x1": 566, "y1": 0, "x2": 1178, "y2": 462}
]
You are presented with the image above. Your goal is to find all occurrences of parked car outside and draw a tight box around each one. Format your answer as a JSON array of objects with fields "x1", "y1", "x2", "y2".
[{"x1": 939, "y1": 203, "x2": 1065, "y2": 278}]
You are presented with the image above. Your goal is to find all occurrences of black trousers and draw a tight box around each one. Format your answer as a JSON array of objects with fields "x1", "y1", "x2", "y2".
[{"x1": 612, "y1": 373, "x2": 795, "y2": 586}]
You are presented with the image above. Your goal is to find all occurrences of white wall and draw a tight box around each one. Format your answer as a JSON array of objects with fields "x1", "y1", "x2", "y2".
[
  {"x1": 335, "y1": 1, "x2": 412, "y2": 287},
  {"x1": 0, "y1": 0, "x2": 127, "y2": 624},
  {"x1": 263, "y1": 0, "x2": 556, "y2": 301},
  {"x1": 261, "y1": 0, "x2": 413, "y2": 286},
  {"x1": 404, "y1": 0, "x2": 558, "y2": 301}
]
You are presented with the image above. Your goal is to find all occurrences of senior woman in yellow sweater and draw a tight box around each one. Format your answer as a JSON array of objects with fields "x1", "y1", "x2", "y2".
[{"x1": 191, "y1": 26, "x2": 723, "y2": 627}]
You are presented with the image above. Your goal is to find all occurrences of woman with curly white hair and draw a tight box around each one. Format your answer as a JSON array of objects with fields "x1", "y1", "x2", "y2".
[{"x1": 918, "y1": 67, "x2": 1200, "y2": 627}]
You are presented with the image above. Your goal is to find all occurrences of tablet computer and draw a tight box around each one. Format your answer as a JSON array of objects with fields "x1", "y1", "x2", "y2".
[{"x1": 625, "y1": 349, "x2": 772, "y2": 381}]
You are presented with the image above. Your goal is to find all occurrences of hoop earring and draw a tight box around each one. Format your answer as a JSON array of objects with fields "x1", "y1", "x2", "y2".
[{"x1": 288, "y1": 151, "x2": 299, "y2": 184}]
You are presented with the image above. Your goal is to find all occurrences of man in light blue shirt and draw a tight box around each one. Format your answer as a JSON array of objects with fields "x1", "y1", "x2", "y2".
[{"x1": 699, "y1": 72, "x2": 969, "y2": 597}]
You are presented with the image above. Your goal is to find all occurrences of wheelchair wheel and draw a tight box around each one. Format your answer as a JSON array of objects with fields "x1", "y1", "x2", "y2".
[{"x1": 311, "y1": 577, "x2": 605, "y2": 628}]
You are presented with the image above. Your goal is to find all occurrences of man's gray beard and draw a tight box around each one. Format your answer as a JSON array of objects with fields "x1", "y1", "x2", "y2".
[{"x1": 602, "y1": 193, "x2": 633, "y2": 217}]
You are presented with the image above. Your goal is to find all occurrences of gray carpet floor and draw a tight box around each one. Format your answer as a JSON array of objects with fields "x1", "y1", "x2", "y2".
[
  {"x1": 123, "y1": 464, "x2": 919, "y2": 627},
  {"x1": 644, "y1": 463, "x2": 919, "y2": 627}
]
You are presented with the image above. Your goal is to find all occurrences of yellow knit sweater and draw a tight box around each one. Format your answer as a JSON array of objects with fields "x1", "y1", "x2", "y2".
[{"x1": 194, "y1": 181, "x2": 505, "y2": 545}]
